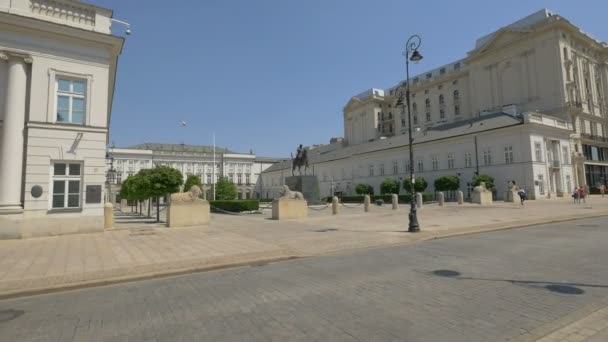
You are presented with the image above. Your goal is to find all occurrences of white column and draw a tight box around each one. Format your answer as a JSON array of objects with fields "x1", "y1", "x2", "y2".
[{"x1": 0, "y1": 56, "x2": 28, "y2": 211}]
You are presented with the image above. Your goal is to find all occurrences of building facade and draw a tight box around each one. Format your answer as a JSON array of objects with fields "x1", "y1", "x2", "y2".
[
  {"x1": 107, "y1": 143, "x2": 279, "y2": 201},
  {"x1": 262, "y1": 9, "x2": 607, "y2": 200},
  {"x1": 0, "y1": 0, "x2": 124, "y2": 238}
]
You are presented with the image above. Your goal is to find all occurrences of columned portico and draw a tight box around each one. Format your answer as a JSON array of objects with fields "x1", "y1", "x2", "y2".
[{"x1": 0, "y1": 53, "x2": 30, "y2": 212}]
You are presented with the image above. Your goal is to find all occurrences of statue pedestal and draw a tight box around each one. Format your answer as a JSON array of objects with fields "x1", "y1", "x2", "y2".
[
  {"x1": 472, "y1": 191, "x2": 493, "y2": 205},
  {"x1": 167, "y1": 201, "x2": 210, "y2": 228},
  {"x1": 285, "y1": 176, "x2": 320, "y2": 203},
  {"x1": 272, "y1": 198, "x2": 308, "y2": 220},
  {"x1": 504, "y1": 190, "x2": 518, "y2": 202}
]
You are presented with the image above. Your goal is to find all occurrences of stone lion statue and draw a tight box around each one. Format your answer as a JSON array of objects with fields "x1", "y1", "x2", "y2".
[
  {"x1": 278, "y1": 185, "x2": 305, "y2": 200},
  {"x1": 170, "y1": 185, "x2": 204, "y2": 204},
  {"x1": 473, "y1": 182, "x2": 489, "y2": 193}
]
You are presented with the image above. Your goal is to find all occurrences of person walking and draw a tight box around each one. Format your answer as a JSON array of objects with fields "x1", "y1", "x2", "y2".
[
  {"x1": 578, "y1": 186, "x2": 586, "y2": 204},
  {"x1": 572, "y1": 187, "x2": 580, "y2": 204},
  {"x1": 600, "y1": 184, "x2": 606, "y2": 198},
  {"x1": 517, "y1": 188, "x2": 527, "y2": 206}
]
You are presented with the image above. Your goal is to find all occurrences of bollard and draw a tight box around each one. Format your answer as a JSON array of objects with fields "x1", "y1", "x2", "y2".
[
  {"x1": 457, "y1": 191, "x2": 464, "y2": 205},
  {"x1": 332, "y1": 196, "x2": 339, "y2": 215},
  {"x1": 392, "y1": 194, "x2": 398, "y2": 210},
  {"x1": 416, "y1": 192, "x2": 423, "y2": 209},
  {"x1": 104, "y1": 202, "x2": 114, "y2": 229},
  {"x1": 364, "y1": 195, "x2": 371, "y2": 212},
  {"x1": 437, "y1": 192, "x2": 445, "y2": 206}
]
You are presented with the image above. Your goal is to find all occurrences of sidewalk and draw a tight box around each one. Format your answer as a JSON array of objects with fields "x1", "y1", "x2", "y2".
[{"x1": 0, "y1": 196, "x2": 606, "y2": 300}]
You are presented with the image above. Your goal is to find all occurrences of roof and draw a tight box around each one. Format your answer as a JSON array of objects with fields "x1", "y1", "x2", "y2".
[{"x1": 126, "y1": 143, "x2": 236, "y2": 154}]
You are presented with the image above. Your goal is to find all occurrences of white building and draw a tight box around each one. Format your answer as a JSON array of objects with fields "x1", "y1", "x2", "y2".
[
  {"x1": 107, "y1": 143, "x2": 279, "y2": 201},
  {"x1": 0, "y1": 0, "x2": 124, "y2": 238},
  {"x1": 261, "y1": 9, "x2": 607, "y2": 200}
]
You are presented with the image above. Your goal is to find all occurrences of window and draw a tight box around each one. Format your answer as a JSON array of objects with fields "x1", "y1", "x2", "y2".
[
  {"x1": 452, "y1": 80, "x2": 459, "y2": 85},
  {"x1": 393, "y1": 161, "x2": 398, "y2": 175},
  {"x1": 504, "y1": 145, "x2": 514, "y2": 164},
  {"x1": 237, "y1": 174, "x2": 242, "y2": 185},
  {"x1": 246, "y1": 174, "x2": 251, "y2": 185},
  {"x1": 538, "y1": 174, "x2": 545, "y2": 195},
  {"x1": 439, "y1": 109, "x2": 445, "y2": 119},
  {"x1": 425, "y1": 99, "x2": 431, "y2": 122},
  {"x1": 426, "y1": 73, "x2": 432, "y2": 79},
  {"x1": 566, "y1": 175, "x2": 572, "y2": 193},
  {"x1": 52, "y1": 162, "x2": 81, "y2": 209},
  {"x1": 404, "y1": 160, "x2": 411, "y2": 173},
  {"x1": 401, "y1": 119, "x2": 406, "y2": 126},
  {"x1": 440, "y1": 68, "x2": 446, "y2": 75},
  {"x1": 465, "y1": 152, "x2": 472, "y2": 168},
  {"x1": 439, "y1": 94, "x2": 445, "y2": 105},
  {"x1": 454, "y1": 105, "x2": 461, "y2": 116},
  {"x1": 483, "y1": 148, "x2": 492, "y2": 166},
  {"x1": 116, "y1": 173, "x2": 122, "y2": 184},
  {"x1": 413, "y1": 77, "x2": 419, "y2": 84},
  {"x1": 563, "y1": 47, "x2": 569, "y2": 60},
  {"x1": 447, "y1": 153, "x2": 454, "y2": 169},
  {"x1": 453, "y1": 90, "x2": 460, "y2": 103},
  {"x1": 207, "y1": 174, "x2": 212, "y2": 184},
  {"x1": 534, "y1": 142, "x2": 543, "y2": 162},
  {"x1": 56, "y1": 78, "x2": 86, "y2": 124},
  {"x1": 379, "y1": 163, "x2": 385, "y2": 176},
  {"x1": 562, "y1": 146, "x2": 569, "y2": 164},
  {"x1": 454, "y1": 62, "x2": 461, "y2": 70},
  {"x1": 413, "y1": 115, "x2": 418, "y2": 125},
  {"x1": 417, "y1": 160, "x2": 424, "y2": 172},
  {"x1": 432, "y1": 156, "x2": 439, "y2": 171},
  {"x1": 369, "y1": 164, "x2": 374, "y2": 177}
]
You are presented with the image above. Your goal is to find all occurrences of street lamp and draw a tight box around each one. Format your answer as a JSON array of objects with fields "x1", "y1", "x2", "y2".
[
  {"x1": 395, "y1": 34, "x2": 423, "y2": 232},
  {"x1": 105, "y1": 152, "x2": 116, "y2": 205}
]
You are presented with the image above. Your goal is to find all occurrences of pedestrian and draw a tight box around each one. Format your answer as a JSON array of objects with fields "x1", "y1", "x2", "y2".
[
  {"x1": 572, "y1": 187, "x2": 579, "y2": 204},
  {"x1": 600, "y1": 184, "x2": 606, "y2": 198},
  {"x1": 578, "y1": 186, "x2": 586, "y2": 204},
  {"x1": 517, "y1": 188, "x2": 527, "y2": 206}
]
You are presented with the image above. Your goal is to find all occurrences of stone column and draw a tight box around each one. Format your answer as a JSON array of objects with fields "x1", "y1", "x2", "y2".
[
  {"x1": 364, "y1": 195, "x2": 370, "y2": 212},
  {"x1": 332, "y1": 196, "x2": 339, "y2": 215},
  {"x1": 391, "y1": 194, "x2": 398, "y2": 210},
  {"x1": 0, "y1": 55, "x2": 29, "y2": 212}
]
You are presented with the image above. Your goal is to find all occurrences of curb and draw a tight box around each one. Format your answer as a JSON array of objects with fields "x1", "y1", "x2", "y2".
[{"x1": 0, "y1": 255, "x2": 301, "y2": 301}]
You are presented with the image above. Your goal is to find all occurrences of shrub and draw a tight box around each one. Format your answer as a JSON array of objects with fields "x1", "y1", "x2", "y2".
[
  {"x1": 380, "y1": 179, "x2": 400, "y2": 195},
  {"x1": 403, "y1": 177, "x2": 428, "y2": 193},
  {"x1": 472, "y1": 174, "x2": 495, "y2": 190},
  {"x1": 215, "y1": 176, "x2": 237, "y2": 200},
  {"x1": 434, "y1": 176, "x2": 460, "y2": 192},
  {"x1": 209, "y1": 200, "x2": 259, "y2": 212},
  {"x1": 355, "y1": 183, "x2": 374, "y2": 195},
  {"x1": 183, "y1": 175, "x2": 202, "y2": 192}
]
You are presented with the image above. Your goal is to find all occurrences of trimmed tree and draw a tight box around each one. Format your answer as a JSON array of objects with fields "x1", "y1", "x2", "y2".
[
  {"x1": 183, "y1": 174, "x2": 203, "y2": 193},
  {"x1": 380, "y1": 179, "x2": 400, "y2": 195},
  {"x1": 403, "y1": 177, "x2": 428, "y2": 193},
  {"x1": 472, "y1": 174, "x2": 495, "y2": 190},
  {"x1": 119, "y1": 176, "x2": 137, "y2": 212},
  {"x1": 434, "y1": 175, "x2": 460, "y2": 192},
  {"x1": 355, "y1": 183, "x2": 374, "y2": 195},
  {"x1": 215, "y1": 176, "x2": 237, "y2": 200},
  {"x1": 146, "y1": 166, "x2": 184, "y2": 222}
]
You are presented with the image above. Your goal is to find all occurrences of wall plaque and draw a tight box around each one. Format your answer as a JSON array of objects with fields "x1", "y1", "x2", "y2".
[
  {"x1": 31, "y1": 185, "x2": 43, "y2": 198},
  {"x1": 85, "y1": 185, "x2": 102, "y2": 204}
]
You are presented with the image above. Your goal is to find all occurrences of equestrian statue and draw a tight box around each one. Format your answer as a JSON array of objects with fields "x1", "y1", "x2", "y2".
[{"x1": 291, "y1": 144, "x2": 309, "y2": 176}]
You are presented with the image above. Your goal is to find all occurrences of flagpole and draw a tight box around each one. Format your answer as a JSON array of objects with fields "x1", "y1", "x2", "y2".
[{"x1": 213, "y1": 131, "x2": 216, "y2": 201}]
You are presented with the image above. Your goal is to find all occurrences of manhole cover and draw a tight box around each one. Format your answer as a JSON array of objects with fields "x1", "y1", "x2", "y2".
[
  {"x1": 431, "y1": 270, "x2": 461, "y2": 277},
  {"x1": 314, "y1": 228, "x2": 338, "y2": 233},
  {"x1": 0, "y1": 309, "x2": 24, "y2": 323},
  {"x1": 545, "y1": 284, "x2": 584, "y2": 295}
]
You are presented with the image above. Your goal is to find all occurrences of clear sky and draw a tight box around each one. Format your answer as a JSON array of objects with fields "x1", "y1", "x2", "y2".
[{"x1": 95, "y1": 0, "x2": 608, "y2": 157}]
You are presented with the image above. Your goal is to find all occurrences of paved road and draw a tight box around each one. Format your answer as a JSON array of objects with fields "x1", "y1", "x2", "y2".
[{"x1": 1, "y1": 217, "x2": 608, "y2": 342}]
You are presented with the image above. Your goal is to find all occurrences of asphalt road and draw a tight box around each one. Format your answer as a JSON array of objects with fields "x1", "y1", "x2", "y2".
[{"x1": 1, "y1": 217, "x2": 608, "y2": 341}]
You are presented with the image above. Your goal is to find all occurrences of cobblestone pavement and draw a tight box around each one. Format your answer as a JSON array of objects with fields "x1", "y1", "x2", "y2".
[{"x1": 1, "y1": 217, "x2": 607, "y2": 341}]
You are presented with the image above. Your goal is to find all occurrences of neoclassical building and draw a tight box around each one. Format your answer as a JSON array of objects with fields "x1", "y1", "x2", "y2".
[
  {"x1": 261, "y1": 9, "x2": 607, "y2": 200},
  {"x1": 107, "y1": 143, "x2": 279, "y2": 201},
  {"x1": 0, "y1": 0, "x2": 124, "y2": 238}
]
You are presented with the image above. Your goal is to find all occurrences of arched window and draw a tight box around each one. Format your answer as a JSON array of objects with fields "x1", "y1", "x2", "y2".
[
  {"x1": 425, "y1": 98, "x2": 431, "y2": 110},
  {"x1": 453, "y1": 90, "x2": 460, "y2": 102},
  {"x1": 412, "y1": 103, "x2": 418, "y2": 114},
  {"x1": 439, "y1": 94, "x2": 445, "y2": 105}
]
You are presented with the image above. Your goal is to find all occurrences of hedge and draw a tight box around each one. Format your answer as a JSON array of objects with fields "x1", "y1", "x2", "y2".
[
  {"x1": 325, "y1": 194, "x2": 435, "y2": 204},
  {"x1": 209, "y1": 200, "x2": 259, "y2": 212}
]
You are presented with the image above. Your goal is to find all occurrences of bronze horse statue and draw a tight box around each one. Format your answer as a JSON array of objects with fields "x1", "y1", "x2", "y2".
[{"x1": 292, "y1": 144, "x2": 309, "y2": 176}]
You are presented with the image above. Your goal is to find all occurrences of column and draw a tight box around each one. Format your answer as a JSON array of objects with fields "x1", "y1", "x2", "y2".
[{"x1": 0, "y1": 55, "x2": 29, "y2": 211}]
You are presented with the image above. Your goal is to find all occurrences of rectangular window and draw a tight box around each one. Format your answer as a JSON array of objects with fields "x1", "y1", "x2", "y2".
[
  {"x1": 535, "y1": 142, "x2": 543, "y2": 162},
  {"x1": 504, "y1": 146, "x2": 514, "y2": 164},
  {"x1": 454, "y1": 105, "x2": 460, "y2": 116},
  {"x1": 207, "y1": 174, "x2": 212, "y2": 184},
  {"x1": 432, "y1": 156, "x2": 439, "y2": 171},
  {"x1": 417, "y1": 160, "x2": 424, "y2": 172},
  {"x1": 393, "y1": 161, "x2": 398, "y2": 175},
  {"x1": 447, "y1": 153, "x2": 454, "y2": 169},
  {"x1": 439, "y1": 109, "x2": 445, "y2": 119},
  {"x1": 237, "y1": 174, "x2": 242, "y2": 185},
  {"x1": 245, "y1": 174, "x2": 251, "y2": 185},
  {"x1": 56, "y1": 78, "x2": 86, "y2": 125},
  {"x1": 483, "y1": 148, "x2": 492, "y2": 166},
  {"x1": 369, "y1": 165, "x2": 374, "y2": 177},
  {"x1": 404, "y1": 160, "x2": 410, "y2": 173},
  {"x1": 379, "y1": 163, "x2": 385, "y2": 176},
  {"x1": 52, "y1": 162, "x2": 81, "y2": 209},
  {"x1": 562, "y1": 146, "x2": 569, "y2": 164},
  {"x1": 566, "y1": 175, "x2": 572, "y2": 193},
  {"x1": 538, "y1": 174, "x2": 545, "y2": 195}
]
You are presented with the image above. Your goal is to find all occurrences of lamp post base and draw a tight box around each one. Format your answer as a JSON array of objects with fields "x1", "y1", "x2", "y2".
[{"x1": 408, "y1": 211, "x2": 420, "y2": 232}]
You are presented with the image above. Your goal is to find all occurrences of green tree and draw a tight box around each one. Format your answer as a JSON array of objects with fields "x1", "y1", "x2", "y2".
[
  {"x1": 355, "y1": 183, "x2": 374, "y2": 195},
  {"x1": 380, "y1": 179, "x2": 400, "y2": 195},
  {"x1": 215, "y1": 176, "x2": 237, "y2": 200},
  {"x1": 146, "y1": 166, "x2": 183, "y2": 222},
  {"x1": 472, "y1": 174, "x2": 495, "y2": 190},
  {"x1": 183, "y1": 174, "x2": 202, "y2": 193},
  {"x1": 119, "y1": 176, "x2": 137, "y2": 212},
  {"x1": 434, "y1": 175, "x2": 460, "y2": 192},
  {"x1": 403, "y1": 177, "x2": 428, "y2": 193}
]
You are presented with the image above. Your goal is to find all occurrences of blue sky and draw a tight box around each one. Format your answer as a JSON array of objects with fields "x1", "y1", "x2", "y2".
[{"x1": 96, "y1": 0, "x2": 608, "y2": 157}]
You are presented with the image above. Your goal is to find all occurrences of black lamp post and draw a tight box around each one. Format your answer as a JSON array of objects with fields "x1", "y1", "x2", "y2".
[
  {"x1": 395, "y1": 34, "x2": 423, "y2": 232},
  {"x1": 105, "y1": 152, "x2": 116, "y2": 205}
]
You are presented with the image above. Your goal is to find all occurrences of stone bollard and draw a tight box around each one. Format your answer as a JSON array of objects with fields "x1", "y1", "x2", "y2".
[
  {"x1": 437, "y1": 192, "x2": 445, "y2": 206},
  {"x1": 416, "y1": 192, "x2": 423, "y2": 209},
  {"x1": 392, "y1": 194, "x2": 398, "y2": 210},
  {"x1": 457, "y1": 191, "x2": 464, "y2": 205},
  {"x1": 104, "y1": 202, "x2": 114, "y2": 229},
  {"x1": 364, "y1": 195, "x2": 371, "y2": 212},
  {"x1": 332, "y1": 196, "x2": 339, "y2": 215}
]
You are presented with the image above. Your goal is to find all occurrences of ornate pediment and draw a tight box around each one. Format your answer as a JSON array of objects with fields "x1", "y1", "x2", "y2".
[{"x1": 472, "y1": 28, "x2": 532, "y2": 57}]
